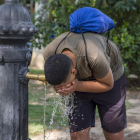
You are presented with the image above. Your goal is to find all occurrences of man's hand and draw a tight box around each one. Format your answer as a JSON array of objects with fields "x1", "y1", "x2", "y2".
[{"x1": 52, "y1": 79, "x2": 79, "y2": 96}]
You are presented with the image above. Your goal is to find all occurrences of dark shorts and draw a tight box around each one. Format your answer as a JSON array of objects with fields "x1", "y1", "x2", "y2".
[{"x1": 68, "y1": 72, "x2": 127, "y2": 133}]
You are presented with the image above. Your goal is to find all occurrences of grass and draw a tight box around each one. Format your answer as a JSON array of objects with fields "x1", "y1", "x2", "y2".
[
  {"x1": 28, "y1": 83, "x2": 45, "y2": 103},
  {"x1": 29, "y1": 68, "x2": 44, "y2": 74},
  {"x1": 29, "y1": 104, "x2": 68, "y2": 138},
  {"x1": 28, "y1": 81, "x2": 68, "y2": 138},
  {"x1": 126, "y1": 100, "x2": 134, "y2": 109}
]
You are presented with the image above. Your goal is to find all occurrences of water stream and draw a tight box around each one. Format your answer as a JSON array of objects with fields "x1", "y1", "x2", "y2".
[
  {"x1": 43, "y1": 85, "x2": 76, "y2": 140},
  {"x1": 43, "y1": 85, "x2": 47, "y2": 140}
]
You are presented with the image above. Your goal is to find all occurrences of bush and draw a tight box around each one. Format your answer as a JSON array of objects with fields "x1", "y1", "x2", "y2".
[{"x1": 30, "y1": 0, "x2": 140, "y2": 76}]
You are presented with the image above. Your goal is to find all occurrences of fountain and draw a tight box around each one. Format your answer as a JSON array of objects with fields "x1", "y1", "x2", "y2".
[
  {"x1": 0, "y1": 1, "x2": 79, "y2": 139},
  {"x1": 0, "y1": 0, "x2": 37, "y2": 139}
]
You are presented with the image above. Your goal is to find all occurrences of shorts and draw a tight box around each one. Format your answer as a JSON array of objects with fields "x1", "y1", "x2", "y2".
[{"x1": 68, "y1": 72, "x2": 127, "y2": 133}]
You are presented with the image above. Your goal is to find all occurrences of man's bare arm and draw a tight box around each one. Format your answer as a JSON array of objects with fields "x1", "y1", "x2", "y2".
[
  {"x1": 54, "y1": 68, "x2": 114, "y2": 95},
  {"x1": 75, "y1": 68, "x2": 114, "y2": 93}
]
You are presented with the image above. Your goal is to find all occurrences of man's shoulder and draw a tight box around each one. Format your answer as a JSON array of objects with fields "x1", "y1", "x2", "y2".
[
  {"x1": 55, "y1": 32, "x2": 69, "y2": 39},
  {"x1": 43, "y1": 32, "x2": 71, "y2": 60}
]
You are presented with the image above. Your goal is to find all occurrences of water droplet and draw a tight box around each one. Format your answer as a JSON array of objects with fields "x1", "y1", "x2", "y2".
[{"x1": 44, "y1": 92, "x2": 77, "y2": 138}]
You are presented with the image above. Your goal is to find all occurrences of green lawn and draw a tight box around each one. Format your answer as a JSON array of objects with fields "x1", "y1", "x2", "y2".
[
  {"x1": 29, "y1": 68, "x2": 44, "y2": 74},
  {"x1": 29, "y1": 104, "x2": 67, "y2": 138}
]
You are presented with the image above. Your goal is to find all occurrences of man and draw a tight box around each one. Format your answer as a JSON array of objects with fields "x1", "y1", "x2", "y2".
[{"x1": 43, "y1": 30, "x2": 127, "y2": 140}]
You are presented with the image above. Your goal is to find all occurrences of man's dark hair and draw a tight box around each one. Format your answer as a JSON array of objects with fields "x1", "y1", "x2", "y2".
[{"x1": 44, "y1": 54, "x2": 73, "y2": 85}]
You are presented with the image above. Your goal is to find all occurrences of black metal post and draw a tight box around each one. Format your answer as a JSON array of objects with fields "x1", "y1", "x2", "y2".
[{"x1": 0, "y1": 0, "x2": 37, "y2": 139}]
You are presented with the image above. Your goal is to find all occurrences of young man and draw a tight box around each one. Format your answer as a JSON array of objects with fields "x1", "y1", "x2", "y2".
[{"x1": 43, "y1": 31, "x2": 127, "y2": 140}]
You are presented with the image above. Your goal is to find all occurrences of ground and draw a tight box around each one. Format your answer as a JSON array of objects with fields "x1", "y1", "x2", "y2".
[{"x1": 30, "y1": 80, "x2": 140, "y2": 140}]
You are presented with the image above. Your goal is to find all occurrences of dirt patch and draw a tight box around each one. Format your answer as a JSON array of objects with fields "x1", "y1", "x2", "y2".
[
  {"x1": 125, "y1": 132, "x2": 140, "y2": 140},
  {"x1": 126, "y1": 90, "x2": 140, "y2": 100}
]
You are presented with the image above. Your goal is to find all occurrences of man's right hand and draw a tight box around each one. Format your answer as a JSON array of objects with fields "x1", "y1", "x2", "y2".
[{"x1": 52, "y1": 79, "x2": 79, "y2": 96}]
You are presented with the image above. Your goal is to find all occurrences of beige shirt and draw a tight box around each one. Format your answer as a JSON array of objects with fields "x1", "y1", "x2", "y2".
[{"x1": 43, "y1": 32, "x2": 124, "y2": 81}]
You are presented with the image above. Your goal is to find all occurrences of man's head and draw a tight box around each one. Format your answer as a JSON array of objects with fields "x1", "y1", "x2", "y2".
[{"x1": 44, "y1": 54, "x2": 76, "y2": 86}]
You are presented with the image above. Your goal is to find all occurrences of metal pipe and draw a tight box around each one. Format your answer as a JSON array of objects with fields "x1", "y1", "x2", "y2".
[{"x1": 26, "y1": 72, "x2": 47, "y2": 86}]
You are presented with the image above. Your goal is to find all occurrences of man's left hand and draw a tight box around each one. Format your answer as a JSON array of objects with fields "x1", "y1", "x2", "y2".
[{"x1": 53, "y1": 79, "x2": 79, "y2": 96}]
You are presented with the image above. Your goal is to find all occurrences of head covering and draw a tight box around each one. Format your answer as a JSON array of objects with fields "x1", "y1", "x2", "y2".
[{"x1": 70, "y1": 7, "x2": 115, "y2": 34}]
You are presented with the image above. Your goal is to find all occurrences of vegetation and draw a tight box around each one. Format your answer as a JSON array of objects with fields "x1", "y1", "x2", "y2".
[
  {"x1": 29, "y1": 68, "x2": 44, "y2": 74},
  {"x1": 28, "y1": 82, "x2": 68, "y2": 138},
  {"x1": 28, "y1": 0, "x2": 140, "y2": 76}
]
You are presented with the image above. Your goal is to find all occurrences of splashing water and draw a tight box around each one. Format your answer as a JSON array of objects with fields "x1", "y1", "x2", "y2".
[
  {"x1": 50, "y1": 92, "x2": 75, "y2": 127},
  {"x1": 44, "y1": 90, "x2": 76, "y2": 140}
]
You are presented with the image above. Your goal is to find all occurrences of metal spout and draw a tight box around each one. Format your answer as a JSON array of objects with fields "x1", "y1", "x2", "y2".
[
  {"x1": 19, "y1": 67, "x2": 47, "y2": 85},
  {"x1": 26, "y1": 72, "x2": 47, "y2": 86}
]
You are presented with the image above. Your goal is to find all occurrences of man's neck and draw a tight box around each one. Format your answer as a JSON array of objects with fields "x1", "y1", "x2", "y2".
[{"x1": 62, "y1": 49, "x2": 76, "y2": 68}]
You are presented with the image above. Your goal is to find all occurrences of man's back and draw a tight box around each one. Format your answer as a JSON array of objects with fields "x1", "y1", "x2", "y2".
[{"x1": 43, "y1": 32, "x2": 124, "y2": 81}]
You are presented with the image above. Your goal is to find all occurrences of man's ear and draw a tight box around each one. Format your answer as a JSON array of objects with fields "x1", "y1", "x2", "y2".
[{"x1": 71, "y1": 69, "x2": 77, "y2": 75}]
